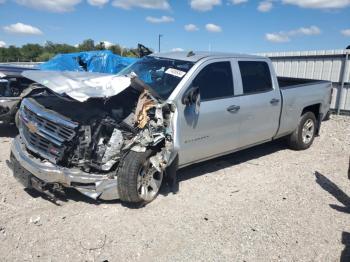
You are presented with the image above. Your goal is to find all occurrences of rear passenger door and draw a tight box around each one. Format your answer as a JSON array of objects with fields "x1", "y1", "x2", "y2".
[{"x1": 236, "y1": 60, "x2": 281, "y2": 148}]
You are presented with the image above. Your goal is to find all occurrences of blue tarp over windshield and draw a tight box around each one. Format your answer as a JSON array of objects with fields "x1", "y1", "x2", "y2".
[{"x1": 39, "y1": 50, "x2": 138, "y2": 74}]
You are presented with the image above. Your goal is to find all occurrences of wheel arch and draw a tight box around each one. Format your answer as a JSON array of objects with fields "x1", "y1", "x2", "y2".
[{"x1": 301, "y1": 103, "x2": 322, "y2": 135}]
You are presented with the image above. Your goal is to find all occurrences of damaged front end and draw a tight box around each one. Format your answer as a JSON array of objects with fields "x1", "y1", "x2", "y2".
[{"x1": 11, "y1": 72, "x2": 176, "y2": 201}]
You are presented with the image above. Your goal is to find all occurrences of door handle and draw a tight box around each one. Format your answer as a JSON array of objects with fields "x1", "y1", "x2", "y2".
[
  {"x1": 270, "y1": 98, "x2": 280, "y2": 105},
  {"x1": 227, "y1": 105, "x2": 240, "y2": 113}
]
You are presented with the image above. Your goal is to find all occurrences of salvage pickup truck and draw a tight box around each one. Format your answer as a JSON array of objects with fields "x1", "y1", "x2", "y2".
[{"x1": 10, "y1": 52, "x2": 332, "y2": 204}]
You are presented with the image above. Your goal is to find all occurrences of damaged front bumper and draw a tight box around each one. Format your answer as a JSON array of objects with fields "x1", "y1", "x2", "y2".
[{"x1": 10, "y1": 135, "x2": 119, "y2": 200}]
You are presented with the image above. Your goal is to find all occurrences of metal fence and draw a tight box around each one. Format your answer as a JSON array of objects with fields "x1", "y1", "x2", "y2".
[{"x1": 257, "y1": 49, "x2": 350, "y2": 114}]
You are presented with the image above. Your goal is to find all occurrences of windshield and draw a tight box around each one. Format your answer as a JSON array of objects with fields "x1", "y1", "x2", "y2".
[{"x1": 117, "y1": 56, "x2": 194, "y2": 99}]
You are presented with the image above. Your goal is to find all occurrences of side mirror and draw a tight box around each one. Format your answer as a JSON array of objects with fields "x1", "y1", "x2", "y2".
[{"x1": 182, "y1": 85, "x2": 200, "y2": 106}]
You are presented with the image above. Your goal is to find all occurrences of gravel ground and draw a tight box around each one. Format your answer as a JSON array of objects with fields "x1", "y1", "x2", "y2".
[{"x1": 0, "y1": 116, "x2": 349, "y2": 262}]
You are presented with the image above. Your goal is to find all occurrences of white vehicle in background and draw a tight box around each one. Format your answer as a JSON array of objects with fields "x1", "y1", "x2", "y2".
[{"x1": 0, "y1": 65, "x2": 36, "y2": 125}]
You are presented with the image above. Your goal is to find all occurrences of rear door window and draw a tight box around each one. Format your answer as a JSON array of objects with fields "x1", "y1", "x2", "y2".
[
  {"x1": 238, "y1": 61, "x2": 273, "y2": 95},
  {"x1": 193, "y1": 61, "x2": 234, "y2": 101}
]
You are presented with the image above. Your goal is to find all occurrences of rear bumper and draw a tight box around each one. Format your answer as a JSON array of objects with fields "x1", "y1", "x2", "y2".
[{"x1": 10, "y1": 135, "x2": 119, "y2": 200}]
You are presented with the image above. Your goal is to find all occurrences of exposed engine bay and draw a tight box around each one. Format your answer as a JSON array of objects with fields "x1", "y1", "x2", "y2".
[{"x1": 19, "y1": 76, "x2": 174, "y2": 175}]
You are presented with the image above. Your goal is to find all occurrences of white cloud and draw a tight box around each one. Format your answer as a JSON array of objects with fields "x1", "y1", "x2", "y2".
[
  {"x1": 0, "y1": 41, "x2": 6, "y2": 48},
  {"x1": 282, "y1": 0, "x2": 350, "y2": 9},
  {"x1": 146, "y1": 15, "x2": 174, "y2": 23},
  {"x1": 205, "y1": 23, "x2": 222, "y2": 33},
  {"x1": 289, "y1": 26, "x2": 321, "y2": 35},
  {"x1": 258, "y1": 1, "x2": 273, "y2": 12},
  {"x1": 112, "y1": 0, "x2": 170, "y2": 9},
  {"x1": 87, "y1": 0, "x2": 109, "y2": 7},
  {"x1": 185, "y1": 24, "x2": 199, "y2": 32},
  {"x1": 341, "y1": 29, "x2": 350, "y2": 37},
  {"x1": 172, "y1": 48, "x2": 184, "y2": 52},
  {"x1": 230, "y1": 0, "x2": 248, "y2": 4},
  {"x1": 0, "y1": 0, "x2": 6, "y2": 4},
  {"x1": 3, "y1": 22, "x2": 43, "y2": 35},
  {"x1": 266, "y1": 25, "x2": 321, "y2": 43},
  {"x1": 265, "y1": 33, "x2": 290, "y2": 43},
  {"x1": 190, "y1": 0, "x2": 221, "y2": 11},
  {"x1": 15, "y1": 0, "x2": 81, "y2": 12}
]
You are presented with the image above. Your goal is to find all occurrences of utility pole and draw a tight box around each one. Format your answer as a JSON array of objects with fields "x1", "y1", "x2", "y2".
[{"x1": 158, "y1": 34, "x2": 163, "y2": 53}]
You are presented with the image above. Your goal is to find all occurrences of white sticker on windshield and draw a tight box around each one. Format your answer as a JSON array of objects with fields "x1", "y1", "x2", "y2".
[
  {"x1": 165, "y1": 68, "x2": 186, "y2": 78},
  {"x1": 0, "y1": 72, "x2": 6, "y2": 78}
]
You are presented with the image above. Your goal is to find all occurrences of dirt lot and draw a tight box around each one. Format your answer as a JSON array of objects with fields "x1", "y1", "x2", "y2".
[{"x1": 0, "y1": 116, "x2": 349, "y2": 262}]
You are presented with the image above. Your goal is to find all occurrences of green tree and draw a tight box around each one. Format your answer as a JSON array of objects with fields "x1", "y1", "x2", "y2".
[
  {"x1": 20, "y1": 44, "x2": 43, "y2": 62},
  {"x1": 95, "y1": 42, "x2": 106, "y2": 50},
  {"x1": 37, "y1": 52, "x2": 55, "y2": 61},
  {"x1": 44, "y1": 41, "x2": 77, "y2": 54},
  {"x1": 108, "y1": 44, "x2": 122, "y2": 55},
  {"x1": 0, "y1": 41, "x2": 150, "y2": 61},
  {"x1": 3, "y1": 45, "x2": 21, "y2": 62},
  {"x1": 0, "y1": 48, "x2": 6, "y2": 62},
  {"x1": 78, "y1": 39, "x2": 95, "y2": 51}
]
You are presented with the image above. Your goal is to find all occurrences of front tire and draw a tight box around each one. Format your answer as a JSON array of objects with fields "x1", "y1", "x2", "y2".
[
  {"x1": 117, "y1": 150, "x2": 163, "y2": 204},
  {"x1": 287, "y1": 112, "x2": 317, "y2": 150}
]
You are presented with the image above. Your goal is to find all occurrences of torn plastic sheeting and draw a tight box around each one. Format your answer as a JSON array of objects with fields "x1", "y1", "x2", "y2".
[{"x1": 39, "y1": 50, "x2": 138, "y2": 74}]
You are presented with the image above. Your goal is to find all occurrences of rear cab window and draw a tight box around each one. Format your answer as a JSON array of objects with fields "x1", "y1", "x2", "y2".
[
  {"x1": 193, "y1": 61, "x2": 234, "y2": 101},
  {"x1": 238, "y1": 61, "x2": 273, "y2": 95}
]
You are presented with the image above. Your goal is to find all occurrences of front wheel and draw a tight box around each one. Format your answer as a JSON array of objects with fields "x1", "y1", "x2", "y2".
[
  {"x1": 117, "y1": 150, "x2": 163, "y2": 204},
  {"x1": 287, "y1": 112, "x2": 317, "y2": 150}
]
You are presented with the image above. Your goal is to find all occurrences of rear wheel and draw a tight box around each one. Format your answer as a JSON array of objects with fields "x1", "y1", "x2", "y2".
[
  {"x1": 287, "y1": 112, "x2": 316, "y2": 150},
  {"x1": 117, "y1": 150, "x2": 163, "y2": 204}
]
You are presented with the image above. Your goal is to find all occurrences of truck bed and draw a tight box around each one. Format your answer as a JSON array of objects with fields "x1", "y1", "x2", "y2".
[
  {"x1": 276, "y1": 78, "x2": 332, "y2": 138},
  {"x1": 277, "y1": 77, "x2": 326, "y2": 89}
]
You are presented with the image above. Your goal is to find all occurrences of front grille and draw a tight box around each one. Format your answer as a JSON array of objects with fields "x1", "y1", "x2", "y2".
[
  {"x1": 19, "y1": 98, "x2": 79, "y2": 163},
  {"x1": 23, "y1": 105, "x2": 76, "y2": 141}
]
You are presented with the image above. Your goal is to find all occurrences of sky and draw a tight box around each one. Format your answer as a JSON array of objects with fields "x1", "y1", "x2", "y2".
[{"x1": 0, "y1": 0, "x2": 350, "y2": 53}]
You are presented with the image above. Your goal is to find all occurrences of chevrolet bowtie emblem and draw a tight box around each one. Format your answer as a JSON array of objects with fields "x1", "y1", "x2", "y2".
[{"x1": 26, "y1": 121, "x2": 38, "y2": 134}]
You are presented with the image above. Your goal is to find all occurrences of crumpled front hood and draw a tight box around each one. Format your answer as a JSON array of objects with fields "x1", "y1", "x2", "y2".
[{"x1": 22, "y1": 70, "x2": 132, "y2": 102}]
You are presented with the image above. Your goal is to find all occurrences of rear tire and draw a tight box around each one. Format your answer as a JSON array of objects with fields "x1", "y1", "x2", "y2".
[
  {"x1": 117, "y1": 150, "x2": 163, "y2": 204},
  {"x1": 287, "y1": 112, "x2": 316, "y2": 150}
]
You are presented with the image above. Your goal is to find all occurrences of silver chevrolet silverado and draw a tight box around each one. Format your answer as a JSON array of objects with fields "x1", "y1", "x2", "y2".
[{"x1": 10, "y1": 52, "x2": 332, "y2": 204}]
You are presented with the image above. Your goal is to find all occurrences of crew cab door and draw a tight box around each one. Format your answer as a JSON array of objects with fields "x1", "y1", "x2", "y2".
[
  {"x1": 176, "y1": 59, "x2": 241, "y2": 166},
  {"x1": 235, "y1": 59, "x2": 281, "y2": 147}
]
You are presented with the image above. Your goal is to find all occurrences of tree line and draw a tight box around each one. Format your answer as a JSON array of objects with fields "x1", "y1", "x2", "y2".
[{"x1": 0, "y1": 39, "x2": 144, "y2": 62}]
